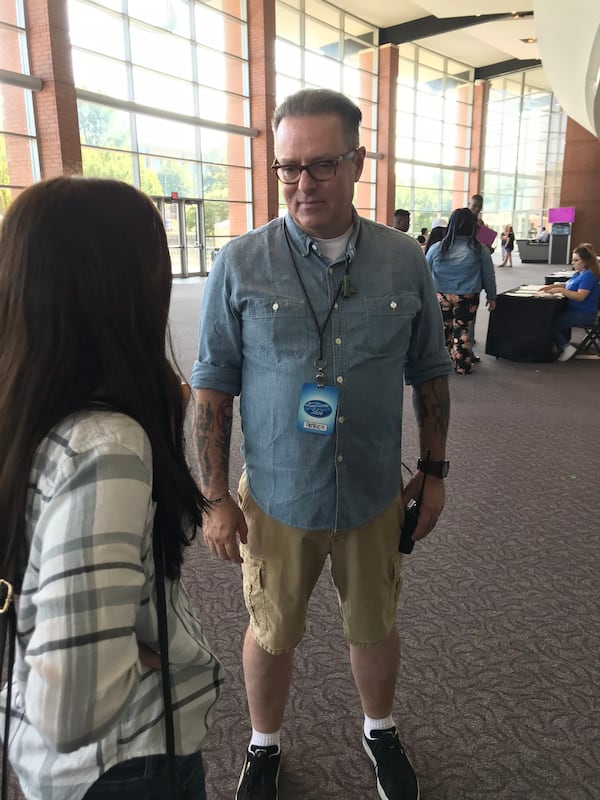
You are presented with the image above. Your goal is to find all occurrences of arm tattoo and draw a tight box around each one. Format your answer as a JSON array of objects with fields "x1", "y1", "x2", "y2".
[
  {"x1": 216, "y1": 398, "x2": 233, "y2": 474},
  {"x1": 194, "y1": 398, "x2": 233, "y2": 485},
  {"x1": 412, "y1": 377, "x2": 450, "y2": 447}
]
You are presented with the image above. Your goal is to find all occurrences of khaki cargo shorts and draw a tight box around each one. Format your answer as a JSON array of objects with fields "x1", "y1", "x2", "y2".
[{"x1": 238, "y1": 471, "x2": 405, "y2": 655}]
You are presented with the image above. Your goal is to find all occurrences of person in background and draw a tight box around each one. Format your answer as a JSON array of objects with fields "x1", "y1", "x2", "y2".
[
  {"x1": 468, "y1": 194, "x2": 484, "y2": 222},
  {"x1": 420, "y1": 227, "x2": 429, "y2": 239},
  {"x1": 426, "y1": 207, "x2": 497, "y2": 374},
  {"x1": 499, "y1": 225, "x2": 515, "y2": 267},
  {"x1": 467, "y1": 194, "x2": 490, "y2": 361},
  {"x1": 0, "y1": 177, "x2": 222, "y2": 800},
  {"x1": 424, "y1": 224, "x2": 447, "y2": 254},
  {"x1": 537, "y1": 226, "x2": 550, "y2": 242},
  {"x1": 392, "y1": 208, "x2": 410, "y2": 232},
  {"x1": 500, "y1": 225, "x2": 509, "y2": 263},
  {"x1": 192, "y1": 88, "x2": 452, "y2": 800},
  {"x1": 538, "y1": 242, "x2": 600, "y2": 361},
  {"x1": 416, "y1": 233, "x2": 427, "y2": 250}
]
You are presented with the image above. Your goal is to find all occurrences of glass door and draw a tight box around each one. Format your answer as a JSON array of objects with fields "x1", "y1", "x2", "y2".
[
  {"x1": 152, "y1": 197, "x2": 207, "y2": 277},
  {"x1": 162, "y1": 199, "x2": 183, "y2": 277}
]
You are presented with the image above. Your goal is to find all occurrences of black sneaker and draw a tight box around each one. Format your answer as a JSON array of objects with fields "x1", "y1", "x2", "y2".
[
  {"x1": 236, "y1": 745, "x2": 281, "y2": 800},
  {"x1": 362, "y1": 727, "x2": 420, "y2": 800}
]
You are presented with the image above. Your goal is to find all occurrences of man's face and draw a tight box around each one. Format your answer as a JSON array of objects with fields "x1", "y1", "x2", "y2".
[
  {"x1": 274, "y1": 114, "x2": 365, "y2": 239},
  {"x1": 393, "y1": 214, "x2": 410, "y2": 232},
  {"x1": 469, "y1": 197, "x2": 483, "y2": 217}
]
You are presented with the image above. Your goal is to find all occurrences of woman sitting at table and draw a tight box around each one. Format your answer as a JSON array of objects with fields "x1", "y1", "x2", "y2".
[
  {"x1": 539, "y1": 242, "x2": 600, "y2": 361},
  {"x1": 425, "y1": 207, "x2": 497, "y2": 374}
]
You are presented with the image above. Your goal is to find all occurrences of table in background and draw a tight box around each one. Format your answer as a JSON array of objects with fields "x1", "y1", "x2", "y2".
[
  {"x1": 485, "y1": 285, "x2": 566, "y2": 362},
  {"x1": 544, "y1": 270, "x2": 574, "y2": 285},
  {"x1": 515, "y1": 240, "x2": 550, "y2": 263}
]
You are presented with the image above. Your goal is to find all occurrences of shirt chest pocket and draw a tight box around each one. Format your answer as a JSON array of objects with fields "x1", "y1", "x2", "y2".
[
  {"x1": 244, "y1": 297, "x2": 308, "y2": 359},
  {"x1": 364, "y1": 295, "x2": 419, "y2": 355}
]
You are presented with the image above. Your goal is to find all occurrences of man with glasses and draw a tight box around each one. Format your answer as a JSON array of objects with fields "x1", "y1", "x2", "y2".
[{"x1": 192, "y1": 88, "x2": 451, "y2": 800}]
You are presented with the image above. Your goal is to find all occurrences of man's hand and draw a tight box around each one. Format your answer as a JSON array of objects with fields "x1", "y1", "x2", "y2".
[
  {"x1": 402, "y1": 472, "x2": 445, "y2": 543},
  {"x1": 202, "y1": 496, "x2": 248, "y2": 563}
]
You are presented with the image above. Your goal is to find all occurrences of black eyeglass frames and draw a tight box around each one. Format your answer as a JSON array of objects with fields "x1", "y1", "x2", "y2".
[{"x1": 271, "y1": 149, "x2": 358, "y2": 184}]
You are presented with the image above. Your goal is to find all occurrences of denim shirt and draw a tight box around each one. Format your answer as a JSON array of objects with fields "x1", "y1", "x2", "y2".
[
  {"x1": 191, "y1": 212, "x2": 451, "y2": 531},
  {"x1": 426, "y1": 237, "x2": 497, "y2": 300}
]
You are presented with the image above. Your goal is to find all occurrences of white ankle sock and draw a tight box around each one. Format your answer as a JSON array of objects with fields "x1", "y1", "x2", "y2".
[
  {"x1": 364, "y1": 714, "x2": 395, "y2": 739},
  {"x1": 250, "y1": 728, "x2": 281, "y2": 751}
]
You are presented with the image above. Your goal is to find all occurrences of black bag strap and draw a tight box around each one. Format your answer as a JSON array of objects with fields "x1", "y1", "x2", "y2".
[
  {"x1": 152, "y1": 528, "x2": 183, "y2": 799},
  {"x1": 0, "y1": 578, "x2": 16, "y2": 800}
]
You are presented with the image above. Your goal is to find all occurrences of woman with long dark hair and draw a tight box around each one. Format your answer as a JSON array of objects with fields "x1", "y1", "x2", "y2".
[
  {"x1": 425, "y1": 207, "x2": 497, "y2": 374},
  {"x1": 0, "y1": 177, "x2": 222, "y2": 799}
]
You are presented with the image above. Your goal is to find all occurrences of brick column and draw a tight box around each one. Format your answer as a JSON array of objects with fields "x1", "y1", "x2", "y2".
[
  {"x1": 559, "y1": 118, "x2": 600, "y2": 248},
  {"x1": 247, "y1": 0, "x2": 278, "y2": 227},
  {"x1": 467, "y1": 79, "x2": 487, "y2": 198},
  {"x1": 0, "y1": 23, "x2": 36, "y2": 189},
  {"x1": 375, "y1": 43, "x2": 398, "y2": 225},
  {"x1": 24, "y1": 0, "x2": 82, "y2": 178}
]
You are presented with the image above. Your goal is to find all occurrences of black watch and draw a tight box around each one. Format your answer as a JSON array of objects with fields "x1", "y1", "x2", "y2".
[{"x1": 417, "y1": 458, "x2": 449, "y2": 478}]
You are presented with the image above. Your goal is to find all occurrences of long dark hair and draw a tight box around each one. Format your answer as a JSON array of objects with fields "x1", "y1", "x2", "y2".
[
  {"x1": 0, "y1": 177, "x2": 206, "y2": 583},
  {"x1": 439, "y1": 207, "x2": 482, "y2": 255}
]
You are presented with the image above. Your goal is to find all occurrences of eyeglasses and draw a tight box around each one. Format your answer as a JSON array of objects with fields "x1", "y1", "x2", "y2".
[{"x1": 271, "y1": 149, "x2": 358, "y2": 184}]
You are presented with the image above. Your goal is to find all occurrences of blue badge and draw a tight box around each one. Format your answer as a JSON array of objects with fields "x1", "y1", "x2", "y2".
[{"x1": 297, "y1": 383, "x2": 339, "y2": 435}]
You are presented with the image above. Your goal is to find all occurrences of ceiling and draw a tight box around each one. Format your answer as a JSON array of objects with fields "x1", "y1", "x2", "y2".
[{"x1": 342, "y1": 1, "x2": 547, "y2": 88}]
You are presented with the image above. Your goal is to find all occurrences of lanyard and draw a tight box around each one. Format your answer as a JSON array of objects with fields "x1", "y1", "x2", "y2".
[{"x1": 283, "y1": 222, "x2": 351, "y2": 388}]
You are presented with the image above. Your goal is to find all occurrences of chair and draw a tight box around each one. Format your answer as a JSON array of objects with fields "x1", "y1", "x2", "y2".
[
  {"x1": 574, "y1": 296, "x2": 600, "y2": 356},
  {"x1": 575, "y1": 316, "x2": 600, "y2": 355}
]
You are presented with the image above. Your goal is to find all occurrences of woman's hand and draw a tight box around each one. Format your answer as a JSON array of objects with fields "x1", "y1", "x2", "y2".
[{"x1": 539, "y1": 284, "x2": 562, "y2": 294}]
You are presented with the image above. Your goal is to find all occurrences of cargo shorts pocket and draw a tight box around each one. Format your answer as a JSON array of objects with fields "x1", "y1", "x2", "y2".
[{"x1": 241, "y1": 554, "x2": 267, "y2": 632}]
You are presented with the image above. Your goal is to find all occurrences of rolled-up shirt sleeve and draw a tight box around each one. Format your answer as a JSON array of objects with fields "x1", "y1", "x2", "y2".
[{"x1": 191, "y1": 252, "x2": 243, "y2": 395}]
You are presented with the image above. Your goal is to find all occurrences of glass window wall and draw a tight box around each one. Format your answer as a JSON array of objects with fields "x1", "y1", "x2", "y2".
[
  {"x1": 68, "y1": 0, "x2": 253, "y2": 274},
  {"x1": 0, "y1": 0, "x2": 40, "y2": 216},
  {"x1": 275, "y1": 0, "x2": 378, "y2": 220},
  {"x1": 482, "y1": 70, "x2": 566, "y2": 238},
  {"x1": 395, "y1": 44, "x2": 473, "y2": 235}
]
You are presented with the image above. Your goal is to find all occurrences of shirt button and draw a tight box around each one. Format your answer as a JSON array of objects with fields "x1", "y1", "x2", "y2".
[
  {"x1": 336, "y1": 375, "x2": 343, "y2": 384},
  {"x1": 338, "y1": 416, "x2": 345, "y2": 424},
  {"x1": 311, "y1": 243, "x2": 318, "y2": 251},
  {"x1": 328, "y1": 267, "x2": 333, "y2": 274},
  {"x1": 272, "y1": 303, "x2": 279, "y2": 311},
  {"x1": 334, "y1": 302, "x2": 339, "y2": 309},
  {"x1": 390, "y1": 300, "x2": 398, "y2": 309},
  {"x1": 337, "y1": 455, "x2": 344, "y2": 462},
  {"x1": 335, "y1": 337, "x2": 342, "y2": 345}
]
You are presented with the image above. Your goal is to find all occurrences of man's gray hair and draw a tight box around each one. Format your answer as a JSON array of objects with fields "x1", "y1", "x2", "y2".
[{"x1": 272, "y1": 89, "x2": 362, "y2": 148}]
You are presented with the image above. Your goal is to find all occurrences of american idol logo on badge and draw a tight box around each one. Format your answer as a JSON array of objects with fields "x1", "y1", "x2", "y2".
[{"x1": 304, "y1": 399, "x2": 332, "y2": 418}]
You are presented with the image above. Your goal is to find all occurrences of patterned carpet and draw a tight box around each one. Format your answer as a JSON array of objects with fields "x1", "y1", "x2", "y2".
[{"x1": 6, "y1": 259, "x2": 599, "y2": 799}]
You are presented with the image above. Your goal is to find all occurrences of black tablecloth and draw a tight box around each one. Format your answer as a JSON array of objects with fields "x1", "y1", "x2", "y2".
[{"x1": 485, "y1": 290, "x2": 565, "y2": 362}]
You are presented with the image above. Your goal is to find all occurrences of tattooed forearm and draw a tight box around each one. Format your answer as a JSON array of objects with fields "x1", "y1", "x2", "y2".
[
  {"x1": 194, "y1": 393, "x2": 234, "y2": 487},
  {"x1": 194, "y1": 401, "x2": 215, "y2": 484},
  {"x1": 412, "y1": 376, "x2": 450, "y2": 447},
  {"x1": 215, "y1": 397, "x2": 233, "y2": 474}
]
